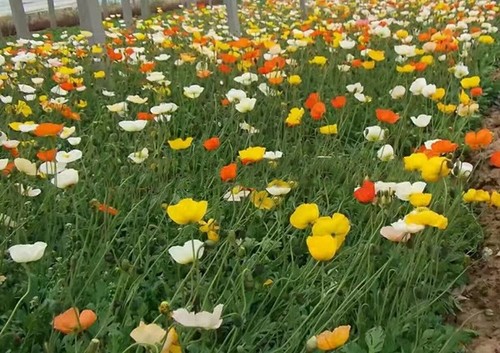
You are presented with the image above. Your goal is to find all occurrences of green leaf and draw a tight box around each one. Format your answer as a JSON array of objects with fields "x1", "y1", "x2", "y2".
[{"x1": 365, "y1": 326, "x2": 386, "y2": 353}]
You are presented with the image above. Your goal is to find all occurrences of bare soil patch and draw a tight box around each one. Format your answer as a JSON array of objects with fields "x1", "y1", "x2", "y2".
[{"x1": 455, "y1": 106, "x2": 500, "y2": 353}]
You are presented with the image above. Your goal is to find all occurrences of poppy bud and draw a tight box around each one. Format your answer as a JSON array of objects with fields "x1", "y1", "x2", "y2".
[
  {"x1": 86, "y1": 339, "x2": 100, "y2": 353},
  {"x1": 306, "y1": 336, "x2": 317, "y2": 352},
  {"x1": 227, "y1": 230, "x2": 236, "y2": 242},
  {"x1": 159, "y1": 301, "x2": 170, "y2": 315},
  {"x1": 237, "y1": 246, "x2": 246, "y2": 257},
  {"x1": 121, "y1": 259, "x2": 131, "y2": 272}
]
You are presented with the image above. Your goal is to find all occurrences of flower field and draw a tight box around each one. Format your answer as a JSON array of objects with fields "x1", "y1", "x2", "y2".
[{"x1": 1, "y1": 0, "x2": 499, "y2": 352}]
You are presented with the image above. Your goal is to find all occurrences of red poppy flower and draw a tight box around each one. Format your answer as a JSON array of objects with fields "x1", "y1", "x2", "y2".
[{"x1": 354, "y1": 180, "x2": 376, "y2": 204}]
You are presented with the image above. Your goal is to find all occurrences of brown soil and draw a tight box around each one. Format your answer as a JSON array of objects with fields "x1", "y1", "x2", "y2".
[{"x1": 455, "y1": 106, "x2": 500, "y2": 353}]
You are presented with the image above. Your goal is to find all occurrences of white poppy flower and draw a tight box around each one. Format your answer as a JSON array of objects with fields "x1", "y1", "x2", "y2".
[
  {"x1": 102, "y1": 89, "x2": 116, "y2": 97},
  {"x1": 374, "y1": 182, "x2": 398, "y2": 194},
  {"x1": 337, "y1": 64, "x2": 351, "y2": 72},
  {"x1": 130, "y1": 321, "x2": 177, "y2": 351},
  {"x1": 3, "y1": 140, "x2": 20, "y2": 149},
  {"x1": 234, "y1": 72, "x2": 258, "y2": 85},
  {"x1": 183, "y1": 85, "x2": 204, "y2": 99},
  {"x1": 263, "y1": 151, "x2": 283, "y2": 160},
  {"x1": 354, "y1": 92, "x2": 371, "y2": 103},
  {"x1": 8, "y1": 242, "x2": 47, "y2": 263},
  {"x1": 410, "y1": 114, "x2": 432, "y2": 127},
  {"x1": 453, "y1": 161, "x2": 473, "y2": 178},
  {"x1": 340, "y1": 38, "x2": 356, "y2": 49},
  {"x1": 19, "y1": 123, "x2": 38, "y2": 132},
  {"x1": 395, "y1": 181, "x2": 427, "y2": 201},
  {"x1": 363, "y1": 126, "x2": 385, "y2": 141},
  {"x1": 409, "y1": 78, "x2": 427, "y2": 95},
  {"x1": 239, "y1": 122, "x2": 259, "y2": 134},
  {"x1": 126, "y1": 95, "x2": 148, "y2": 104},
  {"x1": 24, "y1": 94, "x2": 36, "y2": 101},
  {"x1": 223, "y1": 187, "x2": 251, "y2": 202},
  {"x1": 226, "y1": 89, "x2": 247, "y2": 102},
  {"x1": 39, "y1": 162, "x2": 66, "y2": 175},
  {"x1": 31, "y1": 77, "x2": 44, "y2": 85},
  {"x1": 146, "y1": 72, "x2": 165, "y2": 82},
  {"x1": 421, "y1": 84, "x2": 437, "y2": 98},
  {"x1": 172, "y1": 304, "x2": 223, "y2": 330},
  {"x1": 51, "y1": 85, "x2": 68, "y2": 96},
  {"x1": 14, "y1": 158, "x2": 37, "y2": 176},
  {"x1": 346, "y1": 82, "x2": 364, "y2": 93},
  {"x1": 15, "y1": 183, "x2": 41, "y2": 197},
  {"x1": 453, "y1": 63, "x2": 469, "y2": 78},
  {"x1": 128, "y1": 148, "x2": 149, "y2": 164},
  {"x1": 377, "y1": 144, "x2": 395, "y2": 161},
  {"x1": 107, "y1": 102, "x2": 128, "y2": 113},
  {"x1": 18, "y1": 84, "x2": 36, "y2": 94},
  {"x1": 0, "y1": 131, "x2": 8, "y2": 143},
  {"x1": 51, "y1": 169, "x2": 79, "y2": 188},
  {"x1": 390, "y1": 85, "x2": 406, "y2": 99},
  {"x1": 168, "y1": 239, "x2": 204, "y2": 265},
  {"x1": 394, "y1": 45, "x2": 416, "y2": 57},
  {"x1": 150, "y1": 103, "x2": 178, "y2": 115},
  {"x1": 154, "y1": 54, "x2": 171, "y2": 61},
  {"x1": 423, "y1": 139, "x2": 441, "y2": 150},
  {"x1": 56, "y1": 150, "x2": 83, "y2": 163},
  {"x1": 59, "y1": 126, "x2": 76, "y2": 139},
  {"x1": 154, "y1": 115, "x2": 172, "y2": 122},
  {"x1": 235, "y1": 98, "x2": 256, "y2": 113},
  {"x1": 266, "y1": 185, "x2": 291, "y2": 196},
  {"x1": 118, "y1": 120, "x2": 147, "y2": 132},
  {"x1": 380, "y1": 225, "x2": 411, "y2": 242},
  {"x1": 68, "y1": 137, "x2": 81, "y2": 146},
  {"x1": 0, "y1": 95, "x2": 13, "y2": 103},
  {"x1": 0, "y1": 159, "x2": 8, "y2": 170}
]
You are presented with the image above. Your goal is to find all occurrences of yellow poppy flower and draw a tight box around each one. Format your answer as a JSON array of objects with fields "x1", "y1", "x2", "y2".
[
  {"x1": 166, "y1": 198, "x2": 208, "y2": 225},
  {"x1": 250, "y1": 191, "x2": 275, "y2": 210},
  {"x1": 289, "y1": 203, "x2": 320, "y2": 229},
  {"x1": 362, "y1": 61, "x2": 375, "y2": 69},
  {"x1": 403, "y1": 153, "x2": 428, "y2": 171},
  {"x1": 405, "y1": 208, "x2": 448, "y2": 229},
  {"x1": 460, "y1": 76, "x2": 480, "y2": 89},
  {"x1": 238, "y1": 146, "x2": 266, "y2": 164},
  {"x1": 285, "y1": 107, "x2": 305, "y2": 127},
  {"x1": 490, "y1": 191, "x2": 500, "y2": 207},
  {"x1": 420, "y1": 55, "x2": 434, "y2": 65},
  {"x1": 311, "y1": 213, "x2": 350, "y2": 237},
  {"x1": 430, "y1": 88, "x2": 446, "y2": 101},
  {"x1": 396, "y1": 65, "x2": 415, "y2": 73},
  {"x1": 309, "y1": 56, "x2": 328, "y2": 65},
  {"x1": 287, "y1": 75, "x2": 302, "y2": 85},
  {"x1": 93, "y1": 71, "x2": 106, "y2": 79},
  {"x1": 168, "y1": 137, "x2": 193, "y2": 150},
  {"x1": 478, "y1": 35, "x2": 494, "y2": 44},
  {"x1": 420, "y1": 156, "x2": 450, "y2": 182},
  {"x1": 368, "y1": 49, "x2": 385, "y2": 61},
  {"x1": 306, "y1": 234, "x2": 343, "y2": 261},
  {"x1": 314, "y1": 325, "x2": 351, "y2": 350},
  {"x1": 463, "y1": 189, "x2": 491, "y2": 203},
  {"x1": 409, "y1": 193, "x2": 432, "y2": 207},
  {"x1": 319, "y1": 124, "x2": 338, "y2": 135},
  {"x1": 437, "y1": 102, "x2": 457, "y2": 114}
]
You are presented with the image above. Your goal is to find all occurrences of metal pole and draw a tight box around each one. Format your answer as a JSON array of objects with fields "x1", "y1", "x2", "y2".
[
  {"x1": 47, "y1": 0, "x2": 57, "y2": 28},
  {"x1": 300, "y1": 0, "x2": 307, "y2": 19},
  {"x1": 102, "y1": 0, "x2": 109, "y2": 18},
  {"x1": 9, "y1": 0, "x2": 30, "y2": 39},
  {"x1": 224, "y1": 0, "x2": 240, "y2": 36},
  {"x1": 141, "y1": 0, "x2": 150, "y2": 19},
  {"x1": 121, "y1": 0, "x2": 133, "y2": 26}
]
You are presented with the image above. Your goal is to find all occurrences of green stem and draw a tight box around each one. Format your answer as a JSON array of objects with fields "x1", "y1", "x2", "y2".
[{"x1": 0, "y1": 267, "x2": 31, "y2": 338}]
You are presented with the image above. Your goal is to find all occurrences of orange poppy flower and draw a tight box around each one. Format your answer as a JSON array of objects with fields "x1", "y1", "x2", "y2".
[
  {"x1": 197, "y1": 69, "x2": 212, "y2": 78},
  {"x1": 305, "y1": 92, "x2": 320, "y2": 110},
  {"x1": 490, "y1": 151, "x2": 500, "y2": 168},
  {"x1": 330, "y1": 96, "x2": 347, "y2": 109},
  {"x1": 470, "y1": 87, "x2": 483, "y2": 97},
  {"x1": 37, "y1": 149, "x2": 57, "y2": 162},
  {"x1": 218, "y1": 64, "x2": 232, "y2": 74},
  {"x1": 61, "y1": 107, "x2": 81, "y2": 121},
  {"x1": 268, "y1": 76, "x2": 284, "y2": 85},
  {"x1": 311, "y1": 102, "x2": 326, "y2": 120},
  {"x1": 34, "y1": 123, "x2": 64, "y2": 137},
  {"x1": 220, "y1": 163, "x2": 237, "y2": 182},
  {"x1": 242, "y1": 49, "x2": 261, "y2": 61},
  {"x1": 375, "y1": 109, "x2": 400, "y2": 124},
  {"x1": 203, "y1": 137, "x2": 220, "y2": 151},
  {"x1": 139, "y1": 62, "x2": 155, "y2": 73},
  {"x1": 53, "y1": 308, "x2": 97, "y2": 334},
  {"x1": 351, "y1": 59, "x2": 363, "y2": 68},
  {"x1": 2, "y1": 162, "x2": 15, "y2": 176},
  {"x1": 412, "y1": 62, "x2": 427, "y2": 71},
  {"x1": 228, "y1": 37, "x2": 251, "y2": 49},
  {"x1": 430, "y1": 140, "x2": 458, "y2": 154},
  {"x1": 59, "y1": 82, "x2": 75, "y2": 91},
  {"x1": 9, "y1": 147, "x2": 19, "y2": 158},
  {"x1": 465, "y1": 129, "x2": 493, "y2": 150},
  {"x1": 221, "y1": 98, "x2": 231, "y2": 106},
  {"x1": 220, "y1": 53, "x2": 238, "y2": 64},
  {"x1": 137, "y1": 112, "x2": 155, "y2": 120},
  {"x1": 97, "y1": 203, "x2": 119, "y2": 216}
]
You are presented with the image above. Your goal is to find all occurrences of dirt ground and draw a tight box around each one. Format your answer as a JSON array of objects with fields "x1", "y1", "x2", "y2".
[{"x1": 454, "y1": 105, "x2": 500, "y2": 353}]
